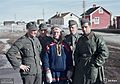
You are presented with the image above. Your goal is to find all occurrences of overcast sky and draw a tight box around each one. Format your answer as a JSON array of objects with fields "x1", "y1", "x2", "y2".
[{"x1": 0, "y1": 0, "x2": 120, "y2": 22}]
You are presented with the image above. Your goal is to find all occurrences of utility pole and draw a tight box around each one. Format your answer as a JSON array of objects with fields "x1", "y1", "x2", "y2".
[
  {"x1": 83, "y1": 0, "x2": 85, "y2": 18},
  {"x1": 42, "y1": 8, "x2": 45, "y2": 22}
]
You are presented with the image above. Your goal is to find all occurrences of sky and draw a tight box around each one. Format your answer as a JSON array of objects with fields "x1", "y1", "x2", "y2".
[{"x1": 0, "y1": 0, "x2": 120, "y2": 22}]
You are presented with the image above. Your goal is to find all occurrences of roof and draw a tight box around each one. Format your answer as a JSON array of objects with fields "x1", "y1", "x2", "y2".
[
  {"x1": 81, "y1": 6, "x2": 111, "y2": 16},
  {"x1": 37, "y1": 19, "x2": 44, "y2": 21},
  {"x1": 4, "y1": 21, "x2": 15, "y2": 23},
  {"x1": 50, "y1": 12, "x2": 70, "y2": 19},
  {"x1": 3, "y1": 21, "x2": 15, "y2": 24}
]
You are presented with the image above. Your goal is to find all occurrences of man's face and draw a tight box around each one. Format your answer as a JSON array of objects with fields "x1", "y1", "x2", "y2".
[
  {"x1": 39, "y1": 29, "x2": 47, "y2": 37},
  {"x1": 81, "y1": 23, "x2": 91, "y2": 35},
  {"x1": 69, "y1": 24, "x2": 77, "y2": 34},
  {"x1": 28, "y1": 29, "x2": 38, "y2": 37},
  {"x1": 52, "y1": 28, "x2": 61, "y2": 39}
]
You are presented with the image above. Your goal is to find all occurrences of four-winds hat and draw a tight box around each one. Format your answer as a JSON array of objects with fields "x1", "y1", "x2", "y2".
[
  {"x1": 80, "y1": 18, "x2": 90, "y2": 26},
  {"x1": 39, "y1": 23, "x2": 47, "y2": 30},
  {"x1": 52, "y1": 24, "x2": 62, "y2": 31},
  {"x1": 68, "y1": 20, "x2": 78, "y2": 27},
  {"x1": 26, "y1": 22, "x2": 38, "y2": 30}
]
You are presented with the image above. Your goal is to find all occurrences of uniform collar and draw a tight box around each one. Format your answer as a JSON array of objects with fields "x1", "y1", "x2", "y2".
[
  {"x1": 83, "y1": 31, "x2": 94, "y2": 40},
  {"x1": 70, "y1": 33, "x2": 78, "y2": 38},
  {"x1": 25, "y1": 33, "x2": 36, "y2": 40}
]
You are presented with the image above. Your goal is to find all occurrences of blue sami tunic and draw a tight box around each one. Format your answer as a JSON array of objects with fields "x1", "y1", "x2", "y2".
[{"x1": 42, "y1": 41, "x2": 73, "y2": 82}]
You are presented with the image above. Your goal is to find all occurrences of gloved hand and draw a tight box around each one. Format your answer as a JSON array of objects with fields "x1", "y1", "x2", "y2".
[
  {"x1": 67, "y1": 70, "x2": 73, "y2": 79},
  {"x1": 46, "y1": 70, "x2": 52, "y2": 83}
]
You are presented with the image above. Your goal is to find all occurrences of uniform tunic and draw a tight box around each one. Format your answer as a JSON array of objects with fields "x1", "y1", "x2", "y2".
[
  {"x1": 6, "y1": 34, "x2": 42, "y2": 84},
  {"x1": 73, "y1": 32, "x2": 109, "y2": 84},
  {"x1": 65, "y1": 33, "x2": 81, "y2": 65}
]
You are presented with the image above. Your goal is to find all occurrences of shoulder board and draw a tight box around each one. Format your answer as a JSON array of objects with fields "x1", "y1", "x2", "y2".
[
  {"x1": 16, "y1": 36, "x2": 25, "y2": 41},
  {"x1": 93, "y1": 32, "x2": 101, "y2": 39},
  {"x1": 19, "y1": 35, "x2": 28, "y2": 40}
]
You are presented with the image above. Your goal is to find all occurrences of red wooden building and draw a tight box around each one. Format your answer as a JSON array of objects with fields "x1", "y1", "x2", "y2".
[{"x1": 81, "y1": 4, "x2": 111, "y2": 29}]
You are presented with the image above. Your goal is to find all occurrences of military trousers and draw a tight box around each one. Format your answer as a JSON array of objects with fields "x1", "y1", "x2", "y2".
[{"x1": 21, "y1": 73, "x2": 42, "y2": 84}]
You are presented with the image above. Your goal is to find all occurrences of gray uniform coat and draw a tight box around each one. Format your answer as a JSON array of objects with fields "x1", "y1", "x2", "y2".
[
  {"x1": 6, "y1": 34, "x2": 42, "y2": 75},
  {"x1": 73, "y1": 32, "x2": 109, "y2": 84},
  {"x1": 65, "y1": 33, "x2": 80, "y2": 50}
]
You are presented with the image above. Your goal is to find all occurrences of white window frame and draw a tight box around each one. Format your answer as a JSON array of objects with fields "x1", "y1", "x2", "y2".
[{"x1": 94, "y1": 17, "x2": 100, "y2": 24}]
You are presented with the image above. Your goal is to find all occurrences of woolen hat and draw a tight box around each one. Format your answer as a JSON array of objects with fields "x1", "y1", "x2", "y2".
[
  {"x1": 68, "y1": 20, "x2": 78, "y2": 27},
  {"x1": 52, "y1": 24, "x2": 62, "y2": 31},
  {"x1": 26, "y1": 22, "x2": 38, "y2": 30},
  {"x1": 39, "y1": 23, "x2": 47, "y2": 30},
  {"x1": 80, "y1": 18, "x2": 90, "y2": 26}
]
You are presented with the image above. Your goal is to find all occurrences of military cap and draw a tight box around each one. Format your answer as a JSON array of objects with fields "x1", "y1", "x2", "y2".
[
  {"x1": 68, "y1": 20, "x2": 78, "y2": 27},
  {"x1": 26, "y1": 22, "x2": 38, "y2": 30},
  {"x1": 39, "y1": 23, "x2": 47, "y2": 30},
  {"x1": 80, "y1": 18, "x2": 90, "y2": 26}
]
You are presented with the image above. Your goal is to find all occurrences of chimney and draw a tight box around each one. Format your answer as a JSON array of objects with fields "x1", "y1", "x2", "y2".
[
  {"x1": 59, "y1": 12, "x2": 61, "y2": 17},
  {"x1": 93, "y1": 4, "x2": 96, "y2": 8},
  {"x1": 56, "y1": 12, "x2": 59, "y2": 16}
]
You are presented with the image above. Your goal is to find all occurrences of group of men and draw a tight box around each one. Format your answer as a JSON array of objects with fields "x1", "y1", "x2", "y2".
[{"x1": 6, "y1": 18, "x2": 109, "y2": 84}]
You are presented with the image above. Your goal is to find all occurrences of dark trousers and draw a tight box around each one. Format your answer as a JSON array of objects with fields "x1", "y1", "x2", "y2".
[{"x1": 21, "y1": 73, "x2": 42, "y2": 84}]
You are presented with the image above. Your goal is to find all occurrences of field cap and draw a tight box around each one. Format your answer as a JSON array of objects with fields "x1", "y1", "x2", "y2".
[
  {"x1": 68, "y1": 20, "x2": 78, "y2": 27},
  {"x1": 39, "y1": 23, "x2": 47, "y2": 30},
  {"x1": 26, "y1": 22, "x2": 38, "y2": 30},
  {"x1": 80, "y1": 18, "x2": 90, "y2": 26}
]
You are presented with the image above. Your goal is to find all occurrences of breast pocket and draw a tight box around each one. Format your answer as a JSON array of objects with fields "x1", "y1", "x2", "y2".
[{"x1": 24, "y1": 44, "x2": 32, "y2": 56}]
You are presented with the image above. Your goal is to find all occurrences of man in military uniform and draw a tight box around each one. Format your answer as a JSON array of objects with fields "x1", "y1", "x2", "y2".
[
  {"x1": 65, "y1": 20, "x2": 81, "y2": 64},
  {"x1": 6, "y1": 22, "x2": 42, "y2": 84},
  {"x1": 64, "y1": 20, "x2": 81, "y2": 83},
  {"x1": 73, "y1": 18, "x2": 109, "y2": 84},
  {"x1": 37, "y1": 23, "x2": 53, "y2": 83},
  {"x1": 38, "y1": 23, "x2": 53, "y2": 54}
]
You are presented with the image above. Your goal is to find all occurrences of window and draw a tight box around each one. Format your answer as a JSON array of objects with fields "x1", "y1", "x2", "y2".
[
  {"x1": 94, "y1": 17, "x2": 99, "y2": 24},
  {"x1": 99, "y1": 8, "x2": 103, "y2": 14}
]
